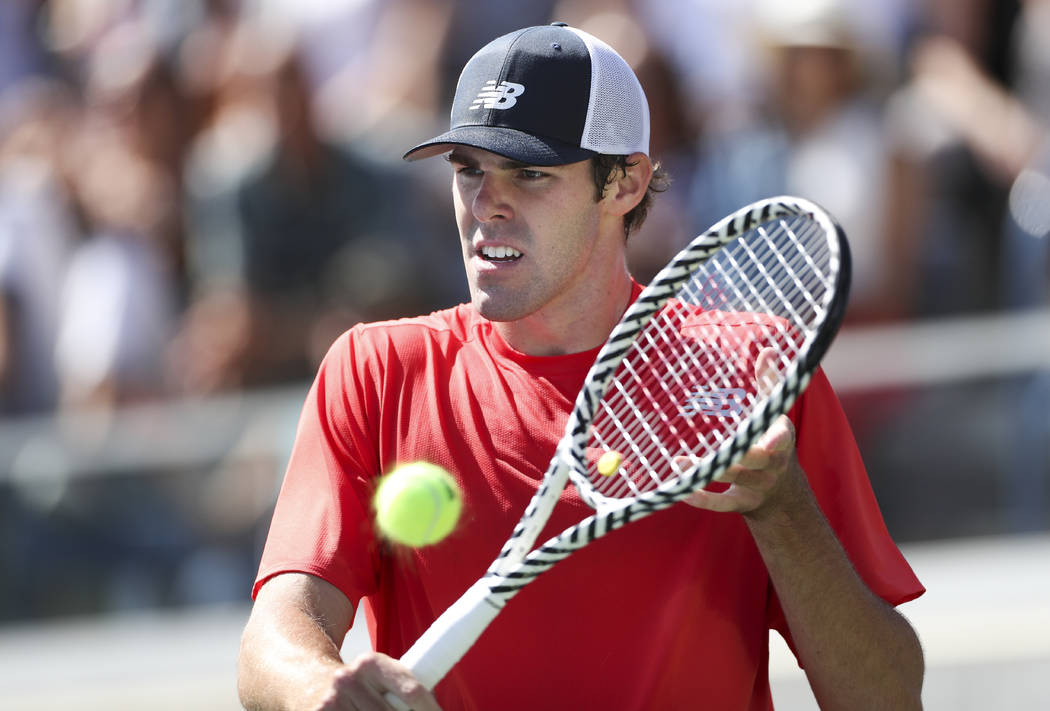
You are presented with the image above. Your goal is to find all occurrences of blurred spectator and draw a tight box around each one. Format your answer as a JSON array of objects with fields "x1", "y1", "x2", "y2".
[
  {"x1": 0, "y1": 1, "x2": 52, "y2": 94},
  {"x1": 55, "y1": 121, "x2": 180, "y2": 412},
  {"x1": 41, "y1": 0, "x2": 138, "y2": 73},
  {"x1": 691, "y1": 0, "x2": 900, "y2": 323},
  {"x1": 640, "y1": 0, "x2": 911, "y2": 159},
  {"x1": 173, "y1": 18, "x2": 455, "y2": 394},
  {"x1": 311, "y1": 0, "x2": 555, "y2": 144},
  {"x1": 174, "y1": 0, "x2": 250, "y2": 148},
  {"x1": 82, "y1": 19, "x2": 192, "y2": 284},
  {"x1": 997, "y1": 0, "x2": 1050, "y2": 533},
  {"x1": 883, "y1": 0, "x2": 1024, "y2": 317},
  {"x1": 637, "y1": 0, "x2": 764, "y2": 139},
  {"x1": 310, "y1": 0, "x2": 456, "y2": 159},
  {"x1": 878, "y1": 0, "x2": 1050, "y2": 535},
  {"x1": 51, "y1": 23, "x2": 186, "y2": 413},
  {"x1": 1001, "y1": 0, "x2": 1050, "y2": 309},
  {"x1": 0, "y1": 78, "x2": 81, "y2": 415}
]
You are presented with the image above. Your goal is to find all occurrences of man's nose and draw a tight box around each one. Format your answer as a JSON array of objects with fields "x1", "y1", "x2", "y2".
[{"x1": 472, "y1": 173, "x2": 512, "y2": 223}]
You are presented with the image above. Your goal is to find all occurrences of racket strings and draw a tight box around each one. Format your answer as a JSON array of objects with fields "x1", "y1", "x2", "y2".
[
  {"x1": 583, "y1": 215, "x2": 832, "y2": 500},
  {"x1": 712, "y1": 220, "x2": 830, "y2": 331}
]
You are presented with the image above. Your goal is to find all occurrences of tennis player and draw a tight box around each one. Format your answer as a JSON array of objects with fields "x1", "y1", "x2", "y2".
[{"x1": 238, "y1": 23, "x2": 924, "y2": 711}]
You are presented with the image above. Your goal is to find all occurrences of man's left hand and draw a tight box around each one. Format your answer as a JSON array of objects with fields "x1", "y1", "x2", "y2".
[{"x1": 683, "y1": 414, "x2": 804, "y2": 518}]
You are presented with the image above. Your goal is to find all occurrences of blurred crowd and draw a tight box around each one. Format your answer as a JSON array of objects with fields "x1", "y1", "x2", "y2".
[
  {"x1": 1, "y1": 0, "x2": 1049, "y2": 618},
  {"x1": 1, "y1": 0, "x2": 1049, "y2": 418}
]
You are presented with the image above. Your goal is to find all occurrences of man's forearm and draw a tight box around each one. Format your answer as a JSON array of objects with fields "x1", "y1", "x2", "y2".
[
  {"x1": 238, "y1": 573, "x2": 357, "y2": 711},
  {"x1": 237, "y1": 574, "x2": 442, "y2": 711},
  {"x1": 746, "y1": 478, "x2": 924, "y2": 711},
  {"x1": 238, "y1": 601, "x2": 347, "y2": 711}
]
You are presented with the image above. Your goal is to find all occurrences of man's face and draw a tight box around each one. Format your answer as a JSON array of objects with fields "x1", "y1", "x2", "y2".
[{"x1": 448, "y1": 146, "x2": 605, "y2": 324}]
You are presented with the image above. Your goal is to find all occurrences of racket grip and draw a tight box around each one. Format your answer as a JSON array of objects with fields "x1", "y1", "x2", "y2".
[{"x1": 384, "y1": 579, "x2": 502, "y2": 709}]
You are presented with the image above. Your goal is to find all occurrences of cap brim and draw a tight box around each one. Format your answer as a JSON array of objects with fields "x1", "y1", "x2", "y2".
[{"x1": 403, "y1": 125, "x2": 595, "y2": 166}]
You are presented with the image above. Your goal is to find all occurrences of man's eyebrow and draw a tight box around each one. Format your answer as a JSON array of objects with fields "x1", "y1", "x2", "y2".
[
  {"x1": 446, "y1": 150, "x2": 475, "y2": 166},
  {"x1": 446, "y1": 150, "x2": 533, "y2": 171}
]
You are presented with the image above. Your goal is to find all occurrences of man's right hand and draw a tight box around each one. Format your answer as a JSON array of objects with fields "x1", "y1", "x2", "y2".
[{"x1": 317, "y1": 651, "x2": 441, "y2": 711}]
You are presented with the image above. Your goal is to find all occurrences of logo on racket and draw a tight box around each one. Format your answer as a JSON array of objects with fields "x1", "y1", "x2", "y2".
[
  {"x1": 680, "y1": 388, "x2": 746, "y2": 417},
  {"x1": 470, "y1": 80, "x2": 526, "y2": 110}
]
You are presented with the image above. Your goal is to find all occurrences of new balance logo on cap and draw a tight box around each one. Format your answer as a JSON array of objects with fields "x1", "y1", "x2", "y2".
[{"x1": 470, "y1": 80, "x2": 526, "y2": 110}]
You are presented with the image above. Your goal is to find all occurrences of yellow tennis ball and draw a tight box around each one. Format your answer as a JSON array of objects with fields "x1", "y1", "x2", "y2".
[
  {"x1": 374, "y1": 462, "x2": 462, "y2": 547},
  {"x1": 597, "y1": 450, "x2": 623, "y2": 477}
]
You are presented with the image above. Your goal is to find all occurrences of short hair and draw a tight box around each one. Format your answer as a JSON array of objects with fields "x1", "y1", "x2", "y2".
[{"x1": 591, "y1": 154, "x2": 671, "y2": 238}]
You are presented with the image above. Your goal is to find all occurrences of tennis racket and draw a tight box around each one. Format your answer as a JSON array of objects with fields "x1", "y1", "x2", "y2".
[{"x1": 386, "y1": 195, "x2": 851, "y2": 708}]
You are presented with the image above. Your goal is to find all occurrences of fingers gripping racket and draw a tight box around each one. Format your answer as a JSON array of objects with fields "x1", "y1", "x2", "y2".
[{"x1": 387, "y1": 196, "x2": 851, "y2": 707}]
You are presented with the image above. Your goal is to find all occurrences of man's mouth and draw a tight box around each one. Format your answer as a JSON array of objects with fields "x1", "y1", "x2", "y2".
[{"x1": 478, "y1": 245, "x2": 523, "y2": 262}]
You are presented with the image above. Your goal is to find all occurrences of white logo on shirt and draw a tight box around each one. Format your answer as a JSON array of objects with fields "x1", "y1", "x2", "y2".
[
  {"x1": 470, "y1": 81, "x2": 525, "y2": 110},
  {"x1": 680, "y1": 388, "x2": 747, "y2": 417}
]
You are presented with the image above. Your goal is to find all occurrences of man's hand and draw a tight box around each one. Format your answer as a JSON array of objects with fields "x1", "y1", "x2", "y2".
[
  {"x1": 683, "y1": 414, "x2": 806, "y2": 518},
  {"x1": 312, "y1": 651, "x2": 441, "y2": 711}
]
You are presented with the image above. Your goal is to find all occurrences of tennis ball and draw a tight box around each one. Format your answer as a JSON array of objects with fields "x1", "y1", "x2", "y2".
[
  {"x1": 596, "y1": 450, "x2": 624, "y2": 477},
  {"x1": 374, "y1": 462, "x2": 462, "y2": 547}
]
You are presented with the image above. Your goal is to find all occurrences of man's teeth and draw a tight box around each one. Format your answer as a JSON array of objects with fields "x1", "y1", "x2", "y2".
[{"x1": 480, "y1": 246, "x2": 522, "y2": 260}]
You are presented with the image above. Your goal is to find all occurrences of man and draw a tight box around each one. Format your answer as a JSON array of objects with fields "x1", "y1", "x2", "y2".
[{"x1": 238, "y1": 23, "x2": 925, "y2": 710}]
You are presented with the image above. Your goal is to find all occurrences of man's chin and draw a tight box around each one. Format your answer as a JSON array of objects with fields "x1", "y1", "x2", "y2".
[
  {"x1": 472, "y1": 299, "x2": 512, "y2": 323},
  {"x1": 471, "y1": 292, "x2": 529, "y2": 323}
]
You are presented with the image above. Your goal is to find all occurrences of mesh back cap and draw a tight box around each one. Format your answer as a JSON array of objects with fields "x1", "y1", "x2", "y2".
[{"x1": 403, "y1": 23, "x2": 650, "y2": 165}]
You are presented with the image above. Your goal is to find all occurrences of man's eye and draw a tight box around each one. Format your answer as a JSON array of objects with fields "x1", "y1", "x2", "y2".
[{"x1": 519, "y1": 169, "x2": 546, "y2": 180}]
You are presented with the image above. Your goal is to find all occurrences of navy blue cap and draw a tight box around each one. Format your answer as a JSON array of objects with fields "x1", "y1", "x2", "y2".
[{"x1": 404, "y1": 24, "x2": 650, "y2": 166}]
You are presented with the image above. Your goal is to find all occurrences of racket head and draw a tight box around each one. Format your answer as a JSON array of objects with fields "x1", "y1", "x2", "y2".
[{"x1": 563, "y1": 196, "x2": 851, "y2": 509}]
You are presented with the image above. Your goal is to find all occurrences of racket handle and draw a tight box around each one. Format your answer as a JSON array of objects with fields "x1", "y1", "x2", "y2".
[
  {"x1": 386, "y1": 693, "x2": 412, "y2": 711},
  {"x1": 383, "y1": 579, "x2": 502, "y2": 709}
]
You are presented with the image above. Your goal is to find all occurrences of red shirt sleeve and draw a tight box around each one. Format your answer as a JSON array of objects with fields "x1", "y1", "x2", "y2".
[
  {"x1": 252, "y1": 329, "x2": 383, "y2": 602},
  {"x1": 768, "y1": 368, "x2": 925, "y2": 648}
]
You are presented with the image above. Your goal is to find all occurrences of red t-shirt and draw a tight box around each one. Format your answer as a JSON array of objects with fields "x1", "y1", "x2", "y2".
[{"x1": 255, "y1": 302, "x2": 923, "y2": 710}]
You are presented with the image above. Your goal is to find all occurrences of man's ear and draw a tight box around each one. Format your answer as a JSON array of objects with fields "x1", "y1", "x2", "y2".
[{"x1": 602, "y1": 152, "x2": 653, "y2": 217}]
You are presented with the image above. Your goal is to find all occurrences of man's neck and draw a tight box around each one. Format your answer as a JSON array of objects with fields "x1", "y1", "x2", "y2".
[{"x1": 493, "y1": 272, "x2": 634, "y2": 356}]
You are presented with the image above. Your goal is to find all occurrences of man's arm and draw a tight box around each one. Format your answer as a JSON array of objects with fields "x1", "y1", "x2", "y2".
[
  {"x1": 686, "y1": 416, "x2": 924, "y2": 711},
  {"x1": 237, "y1": 573, "x2": 441, "y2": 711}
]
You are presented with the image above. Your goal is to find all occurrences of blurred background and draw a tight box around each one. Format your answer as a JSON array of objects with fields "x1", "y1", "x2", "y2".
[{"x1": 0, "y1": 0, "x2": 1047, "y2": 708}]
